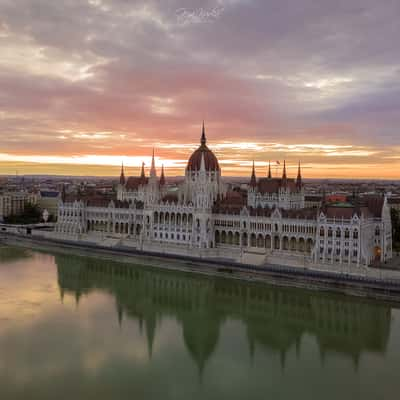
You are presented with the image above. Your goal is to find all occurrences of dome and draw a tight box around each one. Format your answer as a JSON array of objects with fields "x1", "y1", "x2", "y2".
[{"x1": 187, "y1": 123, "x2": 220, "y2": 171}]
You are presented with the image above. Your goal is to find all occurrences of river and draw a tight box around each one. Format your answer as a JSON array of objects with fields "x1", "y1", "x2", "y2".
[{"x1": 0, "y1": 245, "x2": 399, "y2": 399}]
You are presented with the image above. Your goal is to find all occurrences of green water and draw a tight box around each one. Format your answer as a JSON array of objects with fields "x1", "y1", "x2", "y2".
[{"x1": 0, "y1": 246, "x2": 399, "y2": 400}]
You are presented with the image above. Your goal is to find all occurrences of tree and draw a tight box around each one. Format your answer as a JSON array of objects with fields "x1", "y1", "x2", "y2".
[{"x1": 4, "y1": 202, "x2": 42, "y2": 224}]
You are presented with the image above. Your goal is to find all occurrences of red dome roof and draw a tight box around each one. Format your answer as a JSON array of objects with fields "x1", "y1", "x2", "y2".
[
  {"x1": 187, "y1": 123, "x2": 220, "y2": 171},
  {"x1": 187, "y1": 145, "x2": 220, "y2": 171}
]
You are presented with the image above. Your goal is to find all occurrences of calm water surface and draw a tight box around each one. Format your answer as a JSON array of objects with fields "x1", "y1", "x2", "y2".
[{"x1": 0, "y1": 245, "x2": 400, "y2": 400}]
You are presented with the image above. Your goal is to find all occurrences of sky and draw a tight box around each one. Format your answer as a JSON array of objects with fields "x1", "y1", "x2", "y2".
[{"x1": 0, "y1": 0, "x2": 399, "y2": 179}]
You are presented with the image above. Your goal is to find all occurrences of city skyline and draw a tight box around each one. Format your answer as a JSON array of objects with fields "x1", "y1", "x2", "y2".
[{"x1": 1, "y1": 1, "x2": 400, "y2": 178}]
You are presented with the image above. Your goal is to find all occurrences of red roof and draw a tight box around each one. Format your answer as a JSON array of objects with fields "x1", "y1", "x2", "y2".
[
  {"x1": 364, "y1": 195, "x2": 384, "y2": 218},
  {"x1": 257, "y1": 178, "x2": 298, "y2": 194},
  {"x1": 126, "y1": 176, "x2": 148, "y2": 190},
  {"x1": 187, "y1": 123, "x2": 220, "y2": 171},
  {"x1": 324, "y1": 206, "x2": 357, "y2": 219},
  {"x1": 322, "y1": 195, "x2": 384, "y2": 219},
  {"x1": 281, "y1": 208, "x2": 318, "y2": 219},
  {"x1": 212, "y1": 190, "x2": 247, "y2": 214},
  {"x1": 187, "y1": 144, "x2": 220, "y2": 171},
  {"x1": 64, "y1": 192, "x2": 117, "y2": 207},
  {"x1": 326, "y1": 194, "x2": 347, "y2": 202}
]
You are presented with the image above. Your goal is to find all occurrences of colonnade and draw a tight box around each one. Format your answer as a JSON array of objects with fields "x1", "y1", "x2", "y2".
[
  {"x1": 86, "y1": 220, "x2": 142, "y2": 236},
  {"x1": 214, "y1": 230, "x2": 314, "y2": 253}
]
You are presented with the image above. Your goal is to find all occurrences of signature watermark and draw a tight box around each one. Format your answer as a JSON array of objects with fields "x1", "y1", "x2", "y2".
[{"x1": 176, "y1": 6, "x2": 224, "y2": 26}]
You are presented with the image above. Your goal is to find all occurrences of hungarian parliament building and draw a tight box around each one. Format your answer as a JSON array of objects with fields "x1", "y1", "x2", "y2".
[{"x1": 55, "y1": 124, "x2": 392, "y2": 269}]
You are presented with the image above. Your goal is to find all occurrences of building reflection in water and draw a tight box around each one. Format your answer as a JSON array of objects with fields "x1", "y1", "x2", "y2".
[{"x1": 56, "y1": 253, "x2": 392, "y2": 374}]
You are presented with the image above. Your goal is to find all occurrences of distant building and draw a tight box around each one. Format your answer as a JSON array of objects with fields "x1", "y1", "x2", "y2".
[
  {"x1": 37, "y1": 190, "x2": 60, "y2": 220},
  {"x1": 0, "y1": 191, "x2": 37, "y2": 222},
  {"x1": 326, "y1": 194, "x2": 347, "y2": 203},
  {"x1": 55, "y1": 123, "x2": 392, "y2": 267},
  {"x1": 388, "y1": 197, "x2": 400, "y2": 212},
  {"x1": 305, "y1": 194, "x2": 322, "y2": 209}
]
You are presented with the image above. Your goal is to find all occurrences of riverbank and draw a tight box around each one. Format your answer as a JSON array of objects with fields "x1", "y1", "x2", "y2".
[{"x1": 2, "y1": 232, "x2": 400, "y2": 304}]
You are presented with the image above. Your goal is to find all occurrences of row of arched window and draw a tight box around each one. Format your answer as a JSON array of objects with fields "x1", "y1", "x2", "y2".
[
  {"x1": 153, "y1": 212, "x2": 193, "y2": 225},
  {"x1": 319, "y1": 227, "x2": 358, "y2": 239}
]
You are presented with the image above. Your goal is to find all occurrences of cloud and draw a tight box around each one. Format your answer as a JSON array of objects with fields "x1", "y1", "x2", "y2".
[{"x1": 0, "y1": 0, "x2": 399, "y2": 177}]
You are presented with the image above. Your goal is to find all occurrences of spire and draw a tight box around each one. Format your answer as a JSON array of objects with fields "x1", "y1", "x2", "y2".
[
  {"x1": 282, "y1": 160, "x2": 287, "y2": 182},
  {"x1": 150, "y1": 148, "x2": 157, "y2": 178},
  {"x1": 296, "y1": 160, "x2": 302, "y2": 188},
  {"x1": 267, "y1": 160, "x2": 272, "y2": 179},
  {"x1": 159, "y1": 164, "x2": 166, "y2": 186},
  {"x1": 140, "y1": 161, "x2": 145, "y2": 180},
  {"x1": 200, "y1": 120, "x2": 206, "y2": 146},
  {"x1": 119, "y1": 161, "x2": 126, "y2": 185},
  {"x1": 250, "y1": 160, "x2": 257, "y2": 187}
]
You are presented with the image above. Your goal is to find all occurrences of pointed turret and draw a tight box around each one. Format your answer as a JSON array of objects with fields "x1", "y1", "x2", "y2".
[
  {"x1": 140, "y1": 161, "x2": 146, "y2": 182},
  {"x1": 250, "y1": 160, "x2": 257, "y2": 188},
  {"x1": 119, "y1": 161, "x2": 126, "y2": 185},
  {"x1": 201, "y1": 120, "x2": 206, "y2": 146},
  {"x1": 281, "y1": 160, "x2": 288, "y2": 188},
  {"x1": 150, "y1": 148, "x2": 157, "y2": 178},
  {"x1": 267, "y1": 160, "x2": 272, "y2": 179},
  {"x1": 282, "y1": 160, "x2": 287, "y2": 180},
  {"x1": 296, "y1": 160, "x2": 302, "y2": 188},
  {"x1": 159, "y1": 164, "x2": 166, "y2": 186}
]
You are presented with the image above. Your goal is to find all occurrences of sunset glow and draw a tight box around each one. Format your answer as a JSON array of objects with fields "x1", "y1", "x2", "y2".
[{"x1": 0, "y1": 1, "x2": 399, "y2": 179}]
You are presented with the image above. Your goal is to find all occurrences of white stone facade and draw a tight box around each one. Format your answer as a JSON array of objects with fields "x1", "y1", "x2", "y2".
[{"x1": 55, "y1": 128, "x2": 392, "y2": 268}]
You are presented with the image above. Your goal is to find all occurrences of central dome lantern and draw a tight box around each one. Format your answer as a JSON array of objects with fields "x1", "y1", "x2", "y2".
[{"x1": 187, "y1": 122, "x2": 220, "y2": 171}]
